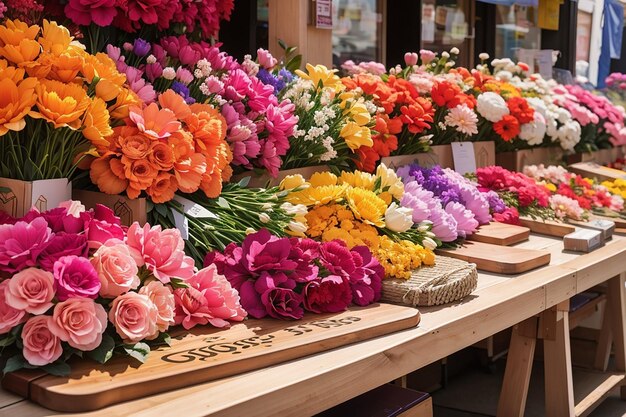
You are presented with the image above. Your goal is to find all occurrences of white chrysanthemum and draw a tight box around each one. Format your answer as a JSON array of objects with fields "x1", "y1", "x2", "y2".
[
  {"x1": 444, "y1": 104, "x2": 479, "y2": 135},
  {"x1": 476, "y1": 92, "x2": 509, "y2": 122},
  {"x1": 519, "y1": 112, "x2": 547, "y2": 146}
]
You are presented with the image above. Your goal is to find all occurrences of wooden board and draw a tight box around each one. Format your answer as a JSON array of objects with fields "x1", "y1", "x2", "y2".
[
  {"x1": 519, "y1": 217, "x2": 576, "y2": 238},
  {"x1": 1, "y1": 304, "x2": 419, "y2": 412},
  {"x1": 467, "y1": 222, "x2": 530, "y2": 246},
  {"x1": 568, "y1": 162, "x2": 626, "y2": 182},
  {"x1": 437, "y1": 241, "x2": 551, "y2": 274}
]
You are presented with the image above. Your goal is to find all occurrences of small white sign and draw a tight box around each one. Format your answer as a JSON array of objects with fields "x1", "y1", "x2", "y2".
[
  {"x1": 537, "y1": 49, "x2": 554, "y2": 80},
  {"x1": 315, "y1": 0, "x2": 333, "y2": 29},
  {"x1": 451, "y1": 142, "x2": 477, "y2": 175}
]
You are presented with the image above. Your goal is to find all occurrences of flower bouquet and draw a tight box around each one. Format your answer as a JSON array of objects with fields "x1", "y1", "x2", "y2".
[
  {"x1": 282, "y1": 165, "x2": 436, "y2": 280},
  {"x1": 204, "y1": 229, "x2": 383, "y2": 320},
  {"x1": 0, "y1": 201, "x2": 246, "y2": 375}
]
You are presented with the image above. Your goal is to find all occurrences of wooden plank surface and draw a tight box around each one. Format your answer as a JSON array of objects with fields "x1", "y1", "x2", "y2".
[
  {"x1": 437, "y1": 241, "x2": 550, "y2": 274},
  {"x1": 3, "y1": 304, "x2": 420, "y2": 412},
  {"x1": 519, "y1": 218, "x2": 575, "y2": 237},
  {"x1": 467, "y1": 222, "x2": 530, "y2": 246},
  {"x1": 3, "y1": 234, "x2": 626, "y2": 417}
]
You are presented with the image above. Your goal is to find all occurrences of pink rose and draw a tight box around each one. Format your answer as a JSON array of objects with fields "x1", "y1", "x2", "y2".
[
  {"x1": 139, "y1": 281, "x2": 175, "y2": 333},
  {"x1": 91, "y1": 241, "x2": 139, "y2": 298},
  {"x1": 0, "y1": 280, "x2": 26, "y2": 334},
  {"x1": 54, "y1": 255, "x2": 101, "y2": 301},
  {"x1": 109, "y1": 292, "x2": 159, "y2": 343},
  {"x1": 21, "y1": 316, "x2": 63, "y2": 366},
  {"x1": 174, "y1": 265, "x2": 247, "y2": 330},
  {"x1": 5, "y1": 268, "x2": 55, "y2": 314},
  {"x1": 49, "y1": 298, "x2": 107, "y2": 351},
  {"x1": 87, "y1": 205, "x2": 124, "y2": 249},
  {"x1": 126, "y1": 223, "x2": 195, "y2": 284}
]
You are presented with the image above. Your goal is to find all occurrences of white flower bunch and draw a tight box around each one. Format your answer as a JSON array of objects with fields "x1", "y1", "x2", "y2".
[{"x1": 476, "y1": 92, "x2": 509, "y2": 122}]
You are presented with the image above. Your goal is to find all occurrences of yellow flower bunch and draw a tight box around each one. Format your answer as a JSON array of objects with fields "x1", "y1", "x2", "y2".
[
  {"x1": 0, "y1": 19, "x2": 140, "y2": 180},
  {"x1": 374, "y1": 236, "x2": 435, "y2": 280},
  {"x1": 602, "y1": 178, "x2": 626, "y2": 199},
  {"x1": 305, "y1": 204, "x2": 381, "y2": 249}
]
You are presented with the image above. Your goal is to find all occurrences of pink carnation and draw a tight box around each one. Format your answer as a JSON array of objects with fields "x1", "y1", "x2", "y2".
[
  {"x1": 65, "y1": 0, "x2": 117, "y2": 26},
  {"x1": 174, "y1": 265, "x2": 246, "y2": 330},
  {"x1": 126, "y1": 223, "x2": 195, "y2": 284},
  {"x1": 303, "y1": 275, "x2": 351, "y2": 313}
]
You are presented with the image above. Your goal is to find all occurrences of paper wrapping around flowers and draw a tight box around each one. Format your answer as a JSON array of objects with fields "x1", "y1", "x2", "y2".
[{"x1": 381, "y1": 256, "x2": 477, "y2": 307}]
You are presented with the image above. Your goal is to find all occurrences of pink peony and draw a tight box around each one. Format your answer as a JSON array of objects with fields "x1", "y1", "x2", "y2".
[
  {"x1": 91, "y1": 241, "x2": 140, "y2": 298},
  {"x1": 139, "y1": 280, "x2": 175, "y2": 333},
  {"x1": 0, "y1": 280, "x2": 26, "y2": 334},
  {"x1": 21, "y1": 316, "x2": 63, "y2": 366},
  {"x1": 53, "y1": 255, "x2": 101, "y2": 301},
  {"x1": 49, "y1": 298, "x2": 107, "y2": 351},
  {"x1": 0, "y1": 217, "x2": 52, "y2": 274},
  {"x1": 303, "y1": 275, "x2": 352, "y2": 313},
  {"x1": 5, "y1": 268, "x2": 55, "y2": 314},
  {"x1": 65, "y1": 0, "x2": 118, "y2": 26},
  {"x1": 109, "y1": 292, "x2": 159, "y2": 343},
  {"x1": 173, "y1": 265, "x2": 246, "y2": 330},
  {"x1": 126, "y1": 223, "x2": 195, "y2": 283}
]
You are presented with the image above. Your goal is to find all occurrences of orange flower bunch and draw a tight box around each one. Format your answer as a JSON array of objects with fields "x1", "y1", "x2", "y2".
[
  {"x1": 0, "y1": 19, "x2": 140, "y2": 180},
  {"x1": 90, "y1": 90, "x2": 232, "y2": 203}
]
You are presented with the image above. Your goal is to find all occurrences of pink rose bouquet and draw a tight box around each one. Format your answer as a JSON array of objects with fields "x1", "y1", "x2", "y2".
[
  {"x1": 204, "y1": 229, "x2": 383, "y2": 320},
  {"x1": 0, "y1": 201, "x2": 245, "y2": 375}
]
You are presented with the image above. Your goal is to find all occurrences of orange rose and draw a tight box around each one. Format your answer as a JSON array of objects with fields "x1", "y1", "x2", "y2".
[
  {"x1": 82, "y1": 97, "x2": 112, "y2": 148},
  {"x1": 148, "y1": 141, "x2": 174, "y2": 171},
  {"x1": 90, "y1": 153, "x2": 129, "y2": 195},
  {"x1": 31, "y1": 79, "x2": 90, "y2": 129},
  {"x1": 116, "y1": 126, "x2": 152, "y2": 159},
  {"x1": 124, "y1": 159, "x2": 159, "y2": 199},
  {"x1": 0, "y1": 69, "x2": 37, "y2": 135},
  {"x1": 147, "y1": 173, "x2": 178, "y2": 203}
]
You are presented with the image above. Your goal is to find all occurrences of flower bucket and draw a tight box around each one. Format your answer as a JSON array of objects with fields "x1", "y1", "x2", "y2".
[
  {"x1": 0, "y1": 178, "x2": 71, "y2": 218},
  {"x1": 72, "y1": 189, "x2": 147, "y2": 227},
  {"x1": 230, "y1": 165, "x2": 331, "y2": 188},
  {"x1": 495, "y1": 147, "x2": 564, "y2": 172},
  {"x1": 382, "y1": 141, "x2": 495, "y2": 171}
]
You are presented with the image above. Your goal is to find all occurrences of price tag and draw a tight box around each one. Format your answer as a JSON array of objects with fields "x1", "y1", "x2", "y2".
[
  {"x1": 451, "y1": 142, "x2": 476, "y2": 175},
  {"x1": 172, "y1": 211, "x2": 189, "y2": 240},
  {"x1": 173, "y1": 195, "x2": 217, "y2": 218}
]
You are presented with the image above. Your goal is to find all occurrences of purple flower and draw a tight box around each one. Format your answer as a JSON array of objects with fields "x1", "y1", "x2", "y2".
[
  {"x1": 445, "y1": 202, "x2": 479, "y2": 238},
  {"x1": 261, "y1": 287, "x2": 304, "y2": 320},
  {"x1": 38, "y1": 233, "x2": 88, "y2": 272},
  {"x1": 304, "y1": 275, "x2": 352, "y2": 313},
  {"x1": 485, "y1": 190, "x2": 506, "y2": 214},
  {"x1": 133, "y1": 38, "x2": 151, "y2": 57},
  {"x1": 171, "y1": 81, "x2": 196, "y2": 104},
  {"x1": 53, "y1": 255, "x2": 100, "y2": 301},
  {"x1": 430, "y1": 207, "x2": 459, "y2": 242}
]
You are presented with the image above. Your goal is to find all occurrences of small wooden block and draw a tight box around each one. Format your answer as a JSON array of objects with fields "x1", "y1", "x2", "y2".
[
  {"x1": 568, "y1": 219, "x2": 615, "y2": 241},
  {"x1": 437, "y1": 241, "x2": 551, "y2": 274},
  {"x1": 468, "y1": 222, "x2": 530, "y2": 246},
  {"x1": 518, "y1": 217, "x2": 576, "y2": 238},
  {"x1": 569, "y1": 162, "x2": 626, "y2": 182},
  {"x1": 563, "y1": 229, "x2": 604, "y2": 253},
  {"x1": 2, "y1": 304, "x2": 420, "y2": 412}
]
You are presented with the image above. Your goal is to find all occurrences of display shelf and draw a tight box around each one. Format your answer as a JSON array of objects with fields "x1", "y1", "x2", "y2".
[{"x1": 573, "y1": 369, "x2": 624, "y2": 417}]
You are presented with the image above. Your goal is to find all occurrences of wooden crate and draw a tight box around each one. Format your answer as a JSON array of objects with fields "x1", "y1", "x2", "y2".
[
  {"x1": 496, "y1": 147, "x2": 564, "y2": 172},
  {"x1": 72, "y1": 189, "x2": 147, "y2": 227},
  {"x1": 381, "y1": 141, "x2": 495, "y2": 170}
]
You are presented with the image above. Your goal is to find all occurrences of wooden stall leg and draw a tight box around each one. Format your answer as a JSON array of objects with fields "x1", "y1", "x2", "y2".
[
  {"x1": 593, "y1": 304, "x2": 612, "y2": 372},
  {"x1": 543, "y1": 303, "x2": 575, "y2": 417},
  {"x1": 606, "y1": 274, "x2": 626, "y2": 399},
  {"x1": 497, "y1": 317, "x2": 538, "y2": 417}
]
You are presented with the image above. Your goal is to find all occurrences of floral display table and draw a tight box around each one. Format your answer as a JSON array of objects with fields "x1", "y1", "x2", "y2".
[{"x1": 1, "y1": 232, "x2": 625, "y2": 417}]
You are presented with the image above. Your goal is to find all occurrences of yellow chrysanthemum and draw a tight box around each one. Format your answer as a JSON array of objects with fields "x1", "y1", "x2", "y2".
[
  {"x1": 82, "y1": 97, "x2": 113, "y2": 148},
  {"x1": 39, "y1": 20, "x2": 75, "y2": 56},
  {"x1": 345, "y1": 187, "x2": 386, "y2": 227},
  {"x1": 305, "y1": 204, "x2": 380, "y2": 249},
  {"x1": 295, "y1": 63, "x2": 344, "y2": 92},
  {"x1": 309, "y1": 171, "x2": 337, "y2": 187},
  {"x1": 374, "y1": 237, "x2": 435, "y2": 279},
  {"x1": 279, "y1": 174, "x2": 308, "y2": 191},
  {"x1": 288, "y1": 184, "x2": 347, "y2": 207},
  {"x1": 30, "y1": 79, "x2": 90, "y2": 129},
  {"x1": 340, "y1": 121, "x2": 373, "y2": 150},
  {"x1": 339, "y1": 170, "x2": 375, "y2": 190}
]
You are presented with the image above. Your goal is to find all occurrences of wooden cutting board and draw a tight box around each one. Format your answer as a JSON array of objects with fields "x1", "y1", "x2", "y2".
[
  {"x1": 437, "y1": 241, "x2": 551, "y2": 274},
  {"x1": 518, "y1": 217, "x2": 576, "y2": 238},
  {"x1": 467, "y1": 222, "x2": 530, "y2": 246},
  {"x1": 2, "y1": 304, "x2": 419, "y2": 412}
]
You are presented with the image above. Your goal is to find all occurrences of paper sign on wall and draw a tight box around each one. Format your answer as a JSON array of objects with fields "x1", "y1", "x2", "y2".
[
  {"x1": 315, "y1": 0, "x2": 333, "y2": 29},
  {"x1": 537, "y1": 49, "x2": 554, "y2": 80},
  {"x1": 451, "y1": 142, "x2": 476, "y2": 175}
]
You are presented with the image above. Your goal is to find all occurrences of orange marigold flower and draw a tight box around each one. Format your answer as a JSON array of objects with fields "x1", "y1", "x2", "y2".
[
  {"x1": 30, "y1": 79, "x2": 90, "y2": 129},
  {"x1": 0, "y1": 68, "x2": 37, "y2": 135},
  {"x1": 175, "y1": 153, "x2": 207, "y2": 193}
]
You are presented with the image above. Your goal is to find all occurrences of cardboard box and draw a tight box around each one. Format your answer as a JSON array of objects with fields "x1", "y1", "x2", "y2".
[
  {"x1": 496, "y1": 147, "x2": 565, "y2": 172},
  {"x1": 230, "y1": 165, "x2": 331, "y2": 188},
  {"x1": 72, "y1": 189, "x2": 147, "y2": 227},
  {"x1": 0, "y1": 178, "x2": 71, "y2": 218},
  {"x1": 381, "y1": 141, "x2": 495, "y2": 170}
]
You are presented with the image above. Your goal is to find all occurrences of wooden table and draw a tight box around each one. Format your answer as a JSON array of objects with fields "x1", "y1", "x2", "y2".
[{"x1": 1, "y1": 233, "x2": 626, "y2": 417}]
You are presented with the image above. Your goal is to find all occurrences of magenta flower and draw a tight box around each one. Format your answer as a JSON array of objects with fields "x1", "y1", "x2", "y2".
[
  {"x1": 261, "y1": 287, "x2": 304, "y2": 320},
  {"x1": 0, "y1": 217, "x2": 52, "y2": 274},
  {"x1": 39, "y1": 233, "x2": 89, "y2": 272},
  {"x1": 350, "y1": 246, "x2": 383, "y2": 306},
  {"x1": 53, "y1": 255, "x2": 101, "y2": 301},
  {"x1": 65, "y1": 0, "x2": 118, "y2": 26},
  {"x1": 240, "y1": 229, "x2": 298, "y2": 275},
  {"x1": 304, "y1": 275, "x2": 352, "y2": 313},
  {"x1": 319, "y1": 240, "x2": 357, "y2": 279},
  {"x1": 86, "y1": 205, "x2": 125, "y2": 249}
]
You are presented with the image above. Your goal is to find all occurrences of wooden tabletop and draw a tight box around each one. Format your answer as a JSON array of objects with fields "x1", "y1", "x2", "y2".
[{"x1": 2, "y1": 233, "x2": 626, "y2": 417}]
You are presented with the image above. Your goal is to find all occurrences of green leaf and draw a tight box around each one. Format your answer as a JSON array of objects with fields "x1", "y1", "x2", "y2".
[
  {"x1": 237, "y1": 176, "x2": 251, "y2": 188},
  {"x1": 146, "y1": 200, "x2": 154, "y2": 213},
  {"x1": 0, "y1": 334, "x2": 16, "y2": 347},
  {"x1": 41, "y1": 361, "x2": 71, "y2": 376},
  {"x1": 216, "y1": 197, "x2": 230, "y2": 209},
  {"x1": 3, "y1": 355, "x2": 26, "y2": 374},
  {"x1": 155, "y1": 203, "x2": 168, "y2": 218},
  {"x1": 287, "y1": 55, "x2": 302, "y2": 73},
  {"x1": 124, "y1": 342, "x2": 150, "y2": 364},
  {"x1": 278, "y1": 38, "x2": 288, "y2": 51},
  {"x1": 169, "y1": 277, "x2": 189, "y2": 289},
  {"x1": 87, "y1": 334, "x2": 116, "y2": 364}
]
